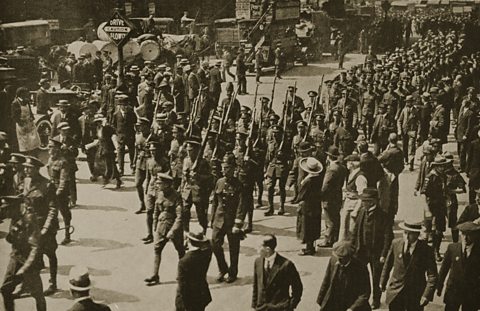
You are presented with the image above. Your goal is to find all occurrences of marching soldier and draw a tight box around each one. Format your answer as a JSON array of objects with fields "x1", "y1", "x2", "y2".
[
  {"x1": 181, "y1": 138, "x2": 214, "y2": 233},
  {"x1": 7, "y1": 153, "x2": 26, "y2": 195},
  {"x1": 397, "y1": 95, "x2": 420, "y2": 171},
  {"x1": 211, "y1": 153, "x2": 245, "y2": 283},
  {"x1": 113, "y1": 97, "x2": 137, "y2": 176},
  {"x1": 133, "y1": 117, "x2": 150, "y2": 214},
  {"x1": 143, "y1": 143, "x2": 170, "y2": 244},
  {"x1": 264, "y1": 125, "x2": 289, "y2": 216},
  {"x1": 144, "y1": 173, "x2": 185, "y2": 286},
  {"x1": 43, "y1": 138, "x2": 66, "y2": 295},
  {"x1": 361, "y1": 83, "x2": 377, "y2": 140},
  {"x1": 422, "y1": 155, "x2": 449, "y2": 262},
  {"x1": 169, "y1": 124, "x2": 187, "y2": 190},
  {"x1": 285, "y1": 85, "x2": 305, "y2": 127},
  {"x1": 1, "y1": 202, "x2": 46, "y2": 311},
  {"x1": 443, "y1": 152, "x2": 466, "y2": 243}
]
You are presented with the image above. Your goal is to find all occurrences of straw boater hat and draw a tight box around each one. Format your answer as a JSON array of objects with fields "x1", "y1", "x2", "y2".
[
  {"x1": 399, "y1": 221, "x2": 422, "y2": 232},
  {"x1": 299, "y1": 157, "x2": 323, "y2": 175},
  {"x1": 68, "y1": 266, "x2": 92, "y2": 291}
]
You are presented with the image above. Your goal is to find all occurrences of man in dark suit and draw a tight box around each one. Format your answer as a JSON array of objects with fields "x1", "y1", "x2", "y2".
[
  {"x1": 380, "y1": 221, "x2": 438, "y2": 311},
  {"x1": 36, "y1": 78, "x2": 51, "y2": 115},
  {"x1": 455, "y1": 100, "x2": 475, "y2": 172},
  {"x1": 436, "y1": 221, "x2": 480, "y2": 311},
  {"x1": 252, "y1": 234, "x2": 303, "y2": 311},
  {"x1": 175, "y1": 230, "x2": 212, "y2": 311},
  {"x1": 50, "y1": 100, "x2": 80, "y2": 143},
  {"x1": 112, "y1": 97, "x2": 137, "y2": 176},
  {"x1": 429, "y1": 89, "x2": 448, "y2": 146},
  {"x1": 78, "y1": 100, "x2": 98, "y2": 181},
  {"x1": 467, "y1": 130, "x2": 480, "y2": 204},
  {"x1": 320, "y1": 146, "x2": 348, "y2": 247},
  {"x1": 66, "y1": 266, "x2": 111, "y2": 311},
  {"x1": 458, "y1": 190, "x2": 480, "y2": 225},
  {"x1": 209, "y1": 61, "x2": 223, "y2": 107},
  {"x1": 317, "y1": 240, "x2": 371, "y2": 311}
]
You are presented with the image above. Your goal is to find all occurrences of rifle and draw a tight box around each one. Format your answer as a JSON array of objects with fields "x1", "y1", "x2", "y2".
[
  {"x1": 305, "y1": 75, "x2": 324, "y2": 141},
  {"x1": 290, "y1": 81, "x2": 297, "y2": 122},
  {"x1": 191, "y1": 110, "x2": 215, "y2": 171},
  {"x1": 212, "y1": 86, "x2": 239, "y2": 159},
  {"x1": 245, "y1": 83, "x2": 259, "y2": 160},
  {"x1": 268, "y1": 75, "x2": 277, "y2": 113},
  {"x1": 278, "y1": 88, "x2": 289, "y2": 150},
  {"x1": 187, "y1": 91, "x2": 202, "y2": 136}
]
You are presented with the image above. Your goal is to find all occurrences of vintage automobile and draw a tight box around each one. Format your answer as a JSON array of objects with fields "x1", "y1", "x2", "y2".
[{"x1": 0, "y1": 20, "x2": 51, "y2": 50}]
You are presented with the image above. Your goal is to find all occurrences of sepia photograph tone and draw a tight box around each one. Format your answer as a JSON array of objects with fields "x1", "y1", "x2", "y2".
[{"x1": 1, "y1": 0, "x2": 480, "y2": 310}]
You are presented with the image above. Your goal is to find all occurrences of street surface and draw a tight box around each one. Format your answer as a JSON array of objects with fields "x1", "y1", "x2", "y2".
[{"x1": 0, "y1": 54, "x2": 464, "y2": 311}]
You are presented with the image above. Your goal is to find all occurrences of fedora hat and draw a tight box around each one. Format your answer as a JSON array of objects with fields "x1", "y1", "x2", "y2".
[
  {"x1": 297, "y1": 141, "x2": 313, "y2": 153},
  {"x1": 299, "y1": 157, "x2": 323, "y2": 175},
  {"x1": 326, "y1": 146, "x2": 340, "y2": 158},
  {"x1": 332, "y1": 240, "x2": 354, "y2": 259},
  {"x1": 187, "y1": 230, "x2": 209, "y2": 247},
  {"x1": 431, "y1": 155, "x2": 452, "y2": 166},
  {"x1": 399, "y1": 221, "x2": 422, "y2": 232}
]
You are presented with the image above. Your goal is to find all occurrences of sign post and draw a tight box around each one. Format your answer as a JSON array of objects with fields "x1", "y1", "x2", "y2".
[{"x1": 102, "y1": 10, "x2": 133, "y2": 86}]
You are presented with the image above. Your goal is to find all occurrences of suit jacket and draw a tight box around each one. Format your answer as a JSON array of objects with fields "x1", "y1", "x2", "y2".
[
  {"x1": 397, "y1": 106, "x2": 419, "y2": 134},
  {"x1": 378, "y1": 145, "x2": 404, "y2": 176},
  {"x1": 437, "y1": 242, "x2": 480, "y2": 308},
  {"x1": 467, "y1": 139, "x2": 480, "y2": 188},
  {"x1": 455, "y1": 107, "x2": 475, "y2": 142},
  {"x1": 36, "y1": 88, "x2": 50, "y2": 115},
  {"x1": 175, "y1": 247, "x2": 213, "y2": 311},
  {"x1": 321, "y1": 161, "x2": 347, "y2": 205},
  {"x1": 78, "y1": 114, "x2": 96, "y2": 146},
  {"x1": 317, "y1": 256, "x2": 371, "y2": 311},
  {"x1": 430, "y1": 104, "x2": 448, "y2": 143},
  {"x1": 415, "y1": 158, "x2": 431, "y2": 192},
  {"x1": 112, "y1": 109, "x2": 136, "y2": 144},
  {"x1": 67, "y1": 298, "x2": 111, "y2": 311},
  {"x1": 252, "y1": 254, "x2": 303, "y2": 311},
  {"x1": 50, "y1": 111, "x2": 80, "y2": 143},
  {"x1": 380, "y1": 238, "x2": 437, "y2": 306}
]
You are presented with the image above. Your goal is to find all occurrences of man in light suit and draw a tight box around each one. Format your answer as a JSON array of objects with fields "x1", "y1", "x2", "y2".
[
  {"x1": 436, "y1": 221, "x2": 480, "y2": 311},
  {"x1": 380, "y1": 221, "x2": 438, "y2": 311},
  {"x1": 252, "y1": 234, "x2": 303, "y2": 311}
]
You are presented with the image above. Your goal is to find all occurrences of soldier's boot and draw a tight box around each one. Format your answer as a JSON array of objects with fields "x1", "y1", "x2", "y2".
[
  {"x1": 277, "y1": 202, "x2": 285, "y2": 215},
  {"x1": 61, "y1": 225, "x2": 71, "y2": 245},
  {"x1": 143, "y1": 211, "x2": 154, "y2": 244},
  {"x1": 244, "y1": 210, "x2": 253, "y2": 233},
  {"x1": 145, "y1": 254, "x2": 160, "y2": 286},
  {"x1": 432, "y1": 233, "x2": 443, "y2": 262},
  {"x1": 44, "y1": 255, "x2": 58, "y2": 296},
  {"x1": 135, "y1": 201, "x2": 146, "y2": 214},
  {"x1": 264, "y1": 191, "x2": 275, "y2": 216},
  {"x1": 409, "y1": 159, "x2": 414, "y2": 171},
  {"x1": 451, "y1": 229, "x2": 459, "y2": 243}
]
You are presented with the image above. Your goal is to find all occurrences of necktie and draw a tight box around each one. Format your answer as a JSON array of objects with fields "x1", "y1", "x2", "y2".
[
  {"x1": 404, "y1": 242, "x2": 411, "y2": 264},
  {"x1": 464, "y1": 246, "x2": 468, "y2": 259}
]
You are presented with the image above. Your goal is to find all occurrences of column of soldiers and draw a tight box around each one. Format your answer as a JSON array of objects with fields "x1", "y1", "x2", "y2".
[{"x1": 2, "y1": 11, "x2": 480, "y2": 311}]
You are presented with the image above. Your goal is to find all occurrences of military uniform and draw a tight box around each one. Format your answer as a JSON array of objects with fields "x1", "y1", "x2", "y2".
[
  {"x1": 181, "y1": 154, "x2": 213, "y2": 232},
  {"x1": 145, "y1": 174, "x2": 185, "y2": 286},
  {"x1": 1, "y1": 211, "x2": 46, "y2": 311},
  {"x1": 211, "y1": 166, "x2": 244, "y2": 282}
]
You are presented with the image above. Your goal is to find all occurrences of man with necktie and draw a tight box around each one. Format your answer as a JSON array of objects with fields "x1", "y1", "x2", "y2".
[
  {"x1": 380, "y1": 221, "x2": 438, "y2": 311},
  {"x1": 252, "y1": 234, "x2": 303, "y2": 311},
  {"x1": 437, "y1": 221, "x2": 480, "y2": 311}
]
